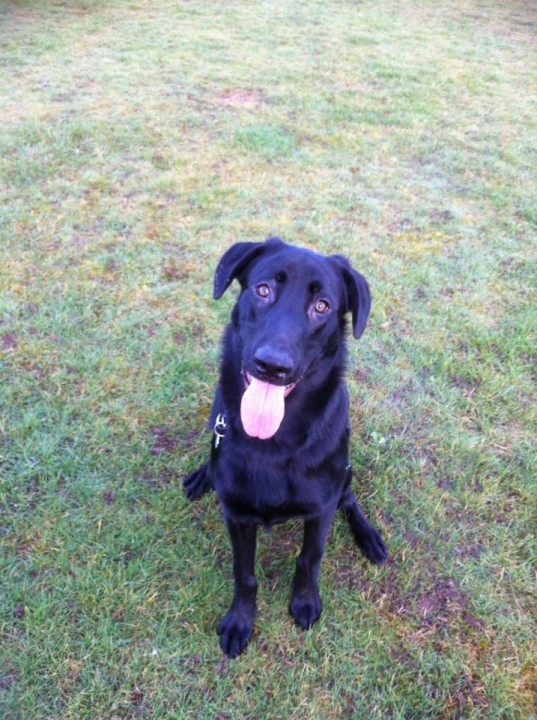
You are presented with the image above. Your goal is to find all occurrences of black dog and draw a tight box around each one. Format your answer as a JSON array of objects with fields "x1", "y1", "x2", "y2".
[{"x1": 184, "y1": 237, "x2": 387, "y2": 657}]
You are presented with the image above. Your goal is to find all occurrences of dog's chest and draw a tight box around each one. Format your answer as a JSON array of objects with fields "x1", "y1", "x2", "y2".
[{"x1": 214, "y1": 447, "x2": 339, "y2": 525}]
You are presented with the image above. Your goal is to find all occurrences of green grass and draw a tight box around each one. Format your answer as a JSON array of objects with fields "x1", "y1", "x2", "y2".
[{"x1": 1, "y1": 0, "x2": 536, "y2": 718}]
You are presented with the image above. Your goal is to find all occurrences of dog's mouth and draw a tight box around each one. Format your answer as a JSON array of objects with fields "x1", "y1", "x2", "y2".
[
  {"x1": 242, "y1": 369, "x2": 297, "y2": 396},
  {"x1": 240, "y1": 368, "x2": 297, "y2": 440}
]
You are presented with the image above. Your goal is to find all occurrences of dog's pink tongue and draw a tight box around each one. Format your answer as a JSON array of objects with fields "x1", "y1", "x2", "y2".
[{"x1": 240, "y1": 377, "x2": 285, "y2": 439}]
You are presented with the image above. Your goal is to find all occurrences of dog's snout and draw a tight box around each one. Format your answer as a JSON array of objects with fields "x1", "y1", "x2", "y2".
[{"x1": 253, "y1": 346, "x2": 294, "y2": 381}]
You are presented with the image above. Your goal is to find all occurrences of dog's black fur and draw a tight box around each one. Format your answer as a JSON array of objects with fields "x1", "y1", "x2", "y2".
[{"x1": 184, "y1": 237, "x2": 387, "y2": 657}]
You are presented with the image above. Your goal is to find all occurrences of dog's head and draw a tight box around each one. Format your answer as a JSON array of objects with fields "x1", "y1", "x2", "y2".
[{"x1": 214, "y1": 237, "x2": 371, "y2": 438}]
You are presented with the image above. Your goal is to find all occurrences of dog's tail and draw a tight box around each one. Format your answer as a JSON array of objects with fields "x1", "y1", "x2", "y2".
[{"x1": 183, "y1": 462, "x2": 213, "y2": 501}]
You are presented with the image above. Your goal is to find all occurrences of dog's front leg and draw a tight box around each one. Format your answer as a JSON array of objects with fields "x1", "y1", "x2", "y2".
[
  {"x1": 289, "y1": 508, "x2": 335, "y2": 630},
  {"x1": 217, "y1": 519, "x2": 258, "y2": 658}
]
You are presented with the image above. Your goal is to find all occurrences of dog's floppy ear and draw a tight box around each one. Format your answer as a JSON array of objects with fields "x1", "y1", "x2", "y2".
[
  {"x1": 213, "y1": 237, "x2": 284, "y2": 299},
  {"x1": 330, "y1": 255, "x2": 371, "y2": 339}
]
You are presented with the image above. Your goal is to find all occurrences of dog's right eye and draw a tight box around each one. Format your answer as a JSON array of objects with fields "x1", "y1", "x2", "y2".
[{"x1": 255, "y1": 283, "x2": 271, "y2": 298}]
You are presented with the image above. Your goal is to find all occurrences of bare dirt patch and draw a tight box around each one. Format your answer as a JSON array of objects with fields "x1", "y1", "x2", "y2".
[
  {"x1": 333, "y1": 544, "x2": 483, "y2": 637},
  {"x1": 1, "y1": 332, "x2": 18, "y2": 350},
  {"x1": 217, "y1": 87, "x2": 267, "y2": 108}
]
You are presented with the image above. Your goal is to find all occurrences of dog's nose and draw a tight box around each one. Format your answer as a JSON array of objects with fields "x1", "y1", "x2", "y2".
[{"x1": 253, "y1": 347, "x2": 294, "y2": 381}]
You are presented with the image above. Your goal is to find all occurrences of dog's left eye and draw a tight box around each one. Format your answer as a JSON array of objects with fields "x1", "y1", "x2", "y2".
[
  {"x1": 255, "y1": 283, "x2": 271, "y2": 298},
  {"x1": 313, "y1": 299, "x2": 330, "y2": 314}
]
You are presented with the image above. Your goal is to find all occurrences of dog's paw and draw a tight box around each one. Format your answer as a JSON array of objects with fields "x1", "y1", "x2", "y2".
[
  {"x1": 289, "y1": 591, "x2": 322, "y2": 630},
  {"x1": 361, "y1": 527, "x2": 388, "y2": 564},
  {"x1": 183, "y1": 463, "x2": 212, "y2": 501},
  {"x1": 217, "y1": 610, "x2": 254, "y2": 658}
]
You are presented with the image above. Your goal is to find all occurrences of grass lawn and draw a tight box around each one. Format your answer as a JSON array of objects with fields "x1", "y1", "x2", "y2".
[{"x1": 1, "y1": 0, "x2": 536, "y2": 718}]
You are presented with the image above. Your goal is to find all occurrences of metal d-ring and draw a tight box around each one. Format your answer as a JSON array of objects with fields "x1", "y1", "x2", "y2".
[{"x1": 213, "y1": 412, "x2": 228, "y2": 448}]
